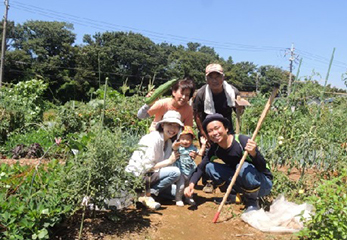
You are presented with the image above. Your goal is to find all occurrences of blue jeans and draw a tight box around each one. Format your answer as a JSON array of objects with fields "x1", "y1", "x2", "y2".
[
  {"x1": 150, "y1": 166, "x2": 180, "y2": 199},
  {"x1": 205, "y1": 161, "x2": 272, "y2": 197}
]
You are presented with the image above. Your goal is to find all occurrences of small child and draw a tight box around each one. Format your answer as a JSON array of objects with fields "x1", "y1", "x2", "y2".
[{"x1": 172, "y1": 126, "x2": 207, "y2": 206}]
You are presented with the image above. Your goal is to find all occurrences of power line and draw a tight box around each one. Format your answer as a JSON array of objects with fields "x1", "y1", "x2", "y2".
[
  {"x1": 10, "y1": 1, "x2": 286, "y2": 54},
  {"x1": 7, "y1": 0, "x2": 347, "y2": 87}
]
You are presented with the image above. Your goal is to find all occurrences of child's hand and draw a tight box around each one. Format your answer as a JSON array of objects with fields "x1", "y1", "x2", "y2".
[
  {"x1": 200, "y1": 136, "x2": 208, "y2": 146},
  {"x1": 172, "y1": 140, "x2": 180, "y2": 151},
  {"x1": 189, "y1": 151, "x2": 198, "y2": 159}
]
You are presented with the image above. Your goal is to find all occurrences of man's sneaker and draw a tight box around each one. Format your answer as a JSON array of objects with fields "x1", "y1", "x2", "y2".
[
  {"x1": 202, "y1": 180, "x2": 214, "y2": 193},
  {"x1": 184, "y1": 197, "x2": 196, "y2": 206},
  {"x1": 214, "y1": 193, "x2": 242, "y2": 205},
  {"x1": 138, "y1": 196, "x2": 161, "y2": 210},
  {"x1": 176, "y1": 200, "x2": 184, "y2": 207}
]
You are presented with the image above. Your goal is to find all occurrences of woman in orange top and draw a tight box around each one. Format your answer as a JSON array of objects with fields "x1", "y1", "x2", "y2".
[{"x1": 137, "y1": 78, "x2": 195, "y2": 132}]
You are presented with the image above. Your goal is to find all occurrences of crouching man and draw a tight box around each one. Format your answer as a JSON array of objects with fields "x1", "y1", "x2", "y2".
[{"x1": 184, "y1": 113, "x2": 273, "y2": 212}]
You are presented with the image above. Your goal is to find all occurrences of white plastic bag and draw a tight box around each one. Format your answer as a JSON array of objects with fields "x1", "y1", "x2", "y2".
[{"x1": 241, "y1": 195, "x2": 314, "y2": 233}]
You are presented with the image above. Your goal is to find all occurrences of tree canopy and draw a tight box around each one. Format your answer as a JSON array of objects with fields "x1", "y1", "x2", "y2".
[{"x1": 3, "y1": 20, "x2": 341, "y2": 103}]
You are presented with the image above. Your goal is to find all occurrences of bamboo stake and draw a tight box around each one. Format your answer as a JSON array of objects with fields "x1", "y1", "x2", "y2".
[
  {"x1": 316, "y1": 48, "x2": 335, "y2": 120},
  {"x1": 212, "y1": 86, "x2": 279, "y2": 223},
  {"x1": 291, "y1": 58, "x2": 302, "y2": 95}
]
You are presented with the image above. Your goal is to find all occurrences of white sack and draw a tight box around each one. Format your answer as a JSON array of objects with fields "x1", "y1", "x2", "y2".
[{"x1": 241, "y1": 195, "x2": 314, "y2": 233}]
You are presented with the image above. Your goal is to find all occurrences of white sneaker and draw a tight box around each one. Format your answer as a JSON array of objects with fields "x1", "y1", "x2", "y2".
[
  {"x1": 184, "y1": 197, "x2": 196, "y2": 206},
  {"x1": 176, "y1": 200, "x2": 184, "y2": 207},
  {"x1": 138, "y1": 196, "x2": 161, "y2": 210}
]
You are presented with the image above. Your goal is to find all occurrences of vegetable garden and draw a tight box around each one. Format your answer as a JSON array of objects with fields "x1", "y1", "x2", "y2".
[{"x1": 0, "y1": 77, "x2": 346, "y2": 239}]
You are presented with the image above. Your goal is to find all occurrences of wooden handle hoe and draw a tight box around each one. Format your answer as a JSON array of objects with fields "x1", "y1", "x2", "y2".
[{"x1": 212, "y1": 87, "x2": 279, "y2": 223}]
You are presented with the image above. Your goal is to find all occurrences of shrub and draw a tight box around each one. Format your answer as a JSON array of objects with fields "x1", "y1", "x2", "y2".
[
  {"x1": 0, "y1": 79, "x2": 48, "y2": 123},
  {"x1": 0, "y1": 108, "x2": 25, "y2": 144},
  {"x1": 298, "y1": 169, "x2": 347, "y2": 239},
  {"x1": 64, "y1": 126, "x2": 143, "y2": 210}
]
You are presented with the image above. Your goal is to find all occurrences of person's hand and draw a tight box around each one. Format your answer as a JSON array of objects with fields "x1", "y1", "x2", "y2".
[
  {"x1": 172, "y1": 140, "x2": 181, "y2": 151},
  {"x1": 200, "y1": 136, "x2": 207, "y2": 146},
  {"x1": 201, "y1": 131, "x2": 211, "y2": 148},
  {"x1": 145, "y1": 89, "x2": 159, "y2": 106},
  {"x1": 169, "y1": 150, "x2": 180, "y2": 163},
  {"x1": 189, "y1": 151, "x2": 198, "y2": 159},
  {"x1": 145, "y1": 90, "x2": 154, "y2": 98},
  {"x1": 184, "y1": 183, "x2": 195, "y2": 198},
  {"x1": 245, "y1": 139, "x2": 257, "y2": 157}
]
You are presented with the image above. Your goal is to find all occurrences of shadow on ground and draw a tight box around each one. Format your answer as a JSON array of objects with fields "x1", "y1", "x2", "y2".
[{"x1": 51, "y1": 207, "x2": 157, "y2": 239}]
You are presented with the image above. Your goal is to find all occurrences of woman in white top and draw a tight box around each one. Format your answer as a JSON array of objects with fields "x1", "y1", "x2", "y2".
[{"x1": 126, "y1": 110, "x2": 183, "y2": 209}]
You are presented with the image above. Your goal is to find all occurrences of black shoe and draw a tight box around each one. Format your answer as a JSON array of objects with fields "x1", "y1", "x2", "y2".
[{"x1": 242, "y1": 188, "x2": 260, "y2": 212}]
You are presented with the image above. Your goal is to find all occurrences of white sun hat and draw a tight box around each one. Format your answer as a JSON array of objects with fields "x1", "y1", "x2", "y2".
[{"x1": 155, "y1": 110, "x2": 184, "y2": 130}]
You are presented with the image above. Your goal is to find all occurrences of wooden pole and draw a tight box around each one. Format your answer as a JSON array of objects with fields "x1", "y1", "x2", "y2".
[
  {"x1": 0, "y1": 0, "x2": 9, "y2": 88},
  {"x1": 235, "y1": 96, "x2": 241, "y2": 134}
]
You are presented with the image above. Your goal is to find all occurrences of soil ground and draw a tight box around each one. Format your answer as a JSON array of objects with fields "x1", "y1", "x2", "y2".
[
  {"x1": 51, "y1": 184, "x2": 297, "y2": 240},
  {"x1": 1, "y1": 158, "x2": 299, "y2": 240}
]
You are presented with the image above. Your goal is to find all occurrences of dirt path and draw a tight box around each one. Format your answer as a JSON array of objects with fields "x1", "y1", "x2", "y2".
[{"x1": 52, "y1": 183, "x2": 297, "y2": 240}]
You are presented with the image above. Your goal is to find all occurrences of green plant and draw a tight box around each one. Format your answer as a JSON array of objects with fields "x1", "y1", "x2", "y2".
[
  {"x1": 64, "y1": 126, "x2": 143, "y2": 211},
  {"x1": 56, "y1": 105, "x2": 85, "y2": 135},
  {"x1": 243, "y1": 87, "x2": 347, "y2": 174},
  {"x1": 298, "y1": 169, "x2": 347, "y2": 239},
  {"x1": 4, "y1": 127, "x2": 55, "y2": 157},
  {"x1": 0, "y1": 79, "x2": 48, "y2": 123},
  {"x1": 0, "y1": 160, "x2": 76, "y2": 239},
  {"x1": 0, "y1": 108, "x2": 25, "y2": 144}
]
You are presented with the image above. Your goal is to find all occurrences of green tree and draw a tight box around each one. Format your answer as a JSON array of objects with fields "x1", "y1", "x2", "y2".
[
  {"x1": 166, "y1": 43, "x2": 218, "y2": 86},
  {"x1": 13, "y1": 21, "x2": 77, "y2": 102},
  {"x1": 227, "y1": 61, "x2": 257, "y2": 91},
  {"x1": 0, "y1": 20, "x2": 33, "y2": 84},
  {"x1": 258, "y1": 65, "x2": 288, "y2": 93},
  {"x1": 76, "y1": 31, "x2": 161, "y2": 91}
]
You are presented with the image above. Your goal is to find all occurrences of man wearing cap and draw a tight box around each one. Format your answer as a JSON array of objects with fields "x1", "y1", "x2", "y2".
[
  {"x1": 184, "y1": 113, "x2": 273, "y2": 212},
  {"x1": 193, "y1": 63, "x2": 243, "y2": 142}
]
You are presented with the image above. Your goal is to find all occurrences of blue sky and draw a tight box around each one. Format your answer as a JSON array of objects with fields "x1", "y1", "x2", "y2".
[{"x1": 3, "y1": 0, "x2": 347, "y2": 89}]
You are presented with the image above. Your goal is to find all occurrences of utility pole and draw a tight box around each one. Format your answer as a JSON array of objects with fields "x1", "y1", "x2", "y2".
[
  {"x1": 287, "y1": 43, "x2": 298, "y2": 96},
  {"x1": 255, "y1": 72, "x2": 260, "y2": 94},
  {"x1": 0, "y1": 0, "x2": 9, "y2": 88}
]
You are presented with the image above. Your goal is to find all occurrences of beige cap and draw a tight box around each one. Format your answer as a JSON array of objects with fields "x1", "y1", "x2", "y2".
[{"x1": 205, "y1": 63, "x2": 224, "y2": 76}]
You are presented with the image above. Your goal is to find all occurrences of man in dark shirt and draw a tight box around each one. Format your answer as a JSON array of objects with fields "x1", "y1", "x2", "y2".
[
  {"x1": 193, "y1": 63, "x2": 244, "y2": 193},
  {"x1": 184, "y1": 113, "x2": 273, "y2": 212},
  {"x1": 193, "y1": 63, "x2": 242, "y2": 141}
]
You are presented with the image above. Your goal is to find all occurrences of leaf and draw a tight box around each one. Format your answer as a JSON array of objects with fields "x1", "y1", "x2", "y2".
[
  {"x1": 41, "y1": 209, "x2": 49, "y2": 215},
  {"x1": 37, "y1": 228, "x2": 49, "y2": 239}
]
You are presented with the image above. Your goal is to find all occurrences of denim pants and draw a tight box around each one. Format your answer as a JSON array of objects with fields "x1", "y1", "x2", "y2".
[
  {"x1": 205, "y1": 161, "x2": 272, "y2": 197},
  {"x1": 150, "y1": 166, "x2": 180, "y2": 199}
]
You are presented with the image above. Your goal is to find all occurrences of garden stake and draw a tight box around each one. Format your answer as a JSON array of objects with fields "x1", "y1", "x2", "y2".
[
  {"x1": 212, "y1": 86, "x2": 279, "y2": 223},
  {"x1": 235, "y1": 96, "x2": 250, "y2": 134}
]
